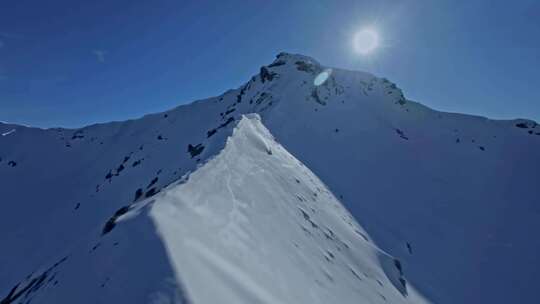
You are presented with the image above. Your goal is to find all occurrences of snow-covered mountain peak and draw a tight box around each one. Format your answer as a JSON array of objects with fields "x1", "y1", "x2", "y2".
[{"x1": 1, "y1": 53, "x2": 539, "y2": 304}]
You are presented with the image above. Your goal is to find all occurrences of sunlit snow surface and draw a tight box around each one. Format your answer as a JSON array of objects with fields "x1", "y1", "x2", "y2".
[{"x1": 149, "y1": 115, "x2": 425, "y2": 303}]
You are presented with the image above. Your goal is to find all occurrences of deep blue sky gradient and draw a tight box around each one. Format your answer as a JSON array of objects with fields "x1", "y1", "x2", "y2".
[{"x1": 1, "y1": 0, "x2": 539, "y2": 128}]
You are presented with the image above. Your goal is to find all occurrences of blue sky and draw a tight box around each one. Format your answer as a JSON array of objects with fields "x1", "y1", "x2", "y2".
[{"x1": 1, "y1": 0, "x2": 539, "y2": 128}]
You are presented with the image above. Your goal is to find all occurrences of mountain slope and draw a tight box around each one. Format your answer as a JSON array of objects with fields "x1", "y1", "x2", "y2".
[
  {"x1": 246, "y1": 53, "x2": 540, "y2": 303},
  {"x1": 1, "y1": 115, "x2": 427, "y2": 304},
  {"x1": 1, "y1": 52, "x2": 539, "y2": 303}
]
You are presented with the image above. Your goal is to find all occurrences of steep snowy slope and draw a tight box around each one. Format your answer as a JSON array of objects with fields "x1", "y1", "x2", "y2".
[
  {"x1": 0, "y1": 115, "x2": 427, "y2": 304},
  {"x1": 1, "y1": 52, "x2": 539, "y2": 303},
  {"x1": 0, "y1": 98, "x2": 239, "y2": 294}
]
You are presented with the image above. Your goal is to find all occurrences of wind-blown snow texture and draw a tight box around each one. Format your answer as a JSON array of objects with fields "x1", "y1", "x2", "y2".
[{"x1": 1, "y1": 53, "x2": 539, "y2": 304}]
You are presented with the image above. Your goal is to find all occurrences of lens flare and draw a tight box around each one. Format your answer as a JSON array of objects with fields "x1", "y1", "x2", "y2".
[{"x1": 314, "y1": 69, "x2": 332, "y2": 86}]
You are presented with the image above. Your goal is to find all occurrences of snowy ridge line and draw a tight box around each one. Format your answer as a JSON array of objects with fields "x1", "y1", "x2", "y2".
[
  {"x1": 143, "y1": 114, "x2": 424, "y2": 303},
  {"x1": 2, "y1": 114, "x2": 423, "y2": 304},
  {"x1": 102, "y1": 116, "x2": 251, "y2": 237}
]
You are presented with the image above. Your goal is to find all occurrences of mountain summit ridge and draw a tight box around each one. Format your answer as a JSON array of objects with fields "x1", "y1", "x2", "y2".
[{"x1": 1, "y1": 52, "x2": 537, "y2": 131}]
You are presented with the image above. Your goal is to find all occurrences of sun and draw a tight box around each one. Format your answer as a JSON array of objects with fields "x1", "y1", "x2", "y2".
[{"x1": 353, "y1": 28, "x2": 379, "y2": 55}]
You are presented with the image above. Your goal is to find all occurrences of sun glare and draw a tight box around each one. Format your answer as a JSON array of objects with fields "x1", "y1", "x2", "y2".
[{"x1": 353, "y1": 28, "x2": 379, "y2": 55}]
